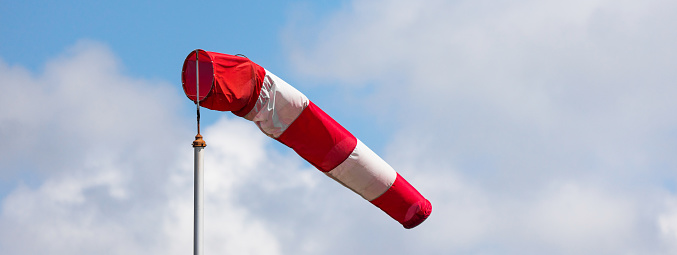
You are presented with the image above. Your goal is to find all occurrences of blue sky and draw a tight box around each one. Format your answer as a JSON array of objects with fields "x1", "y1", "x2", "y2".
[
  {"x1": 3, "y1": 1, "x2": 292, "y2": 73},
  {"x1": 2, "y1": 0, "x2": 677, "y2": 254},
  {"x1": 0, "y1": 0, "x2": 390, "y2": 162}
]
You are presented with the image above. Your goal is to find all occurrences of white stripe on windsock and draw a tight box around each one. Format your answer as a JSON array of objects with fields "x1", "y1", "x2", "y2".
[
  {"x1": 244, "y1": 70, "x2": 309, "y2": 138},
  {"x1": 326, "y1": 139, "x2": 397, "y2": 201}
]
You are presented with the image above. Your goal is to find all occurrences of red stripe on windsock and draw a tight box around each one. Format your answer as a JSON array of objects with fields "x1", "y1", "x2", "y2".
[
  {"x1": 277, "y1": 102, "x2": 357, "y2": 172},
  {"x1": 231, "y1": 60, "x2": 266, "y2": 117},
  {"x1": 370, "y1": 173, "x2": 432, "y2": 229},
  {"x1": 181, "y1": 50, "x2": 266, "y2": 114}
]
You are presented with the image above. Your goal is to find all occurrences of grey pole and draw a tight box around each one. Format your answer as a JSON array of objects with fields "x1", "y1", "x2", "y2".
[{"x1": 193, "y1": 141, "x2": 205, "y2": 255}]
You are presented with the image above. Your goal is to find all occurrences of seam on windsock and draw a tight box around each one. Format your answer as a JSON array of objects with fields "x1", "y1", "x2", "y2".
[
  {"x1": 243, "y1": 69, "x2": 309, "y2": 138},
  {"x1": 232, "y1": 60, "x2": 266, "y2": 117}
]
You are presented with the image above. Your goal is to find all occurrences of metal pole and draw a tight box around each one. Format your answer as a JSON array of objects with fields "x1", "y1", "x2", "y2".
[
  {"x1": 193, "y1": 141, "x2": 205, "y2": 255},
  {"x1": 192, "y1": 50, "x2": 206, "y2": 255}
]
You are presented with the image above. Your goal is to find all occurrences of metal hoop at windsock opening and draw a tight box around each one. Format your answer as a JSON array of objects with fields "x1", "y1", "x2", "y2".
[{"x1": 181, "y1": 49, "x2": 432, "y2": 229}]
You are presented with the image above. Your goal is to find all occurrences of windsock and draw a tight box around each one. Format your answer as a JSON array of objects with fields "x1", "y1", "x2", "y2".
[{"x1": 182, "y1": 50, "x2": 431, "y2": 229}]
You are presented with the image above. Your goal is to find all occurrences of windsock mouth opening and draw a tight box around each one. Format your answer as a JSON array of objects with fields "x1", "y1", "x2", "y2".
[{"x1": 181, "y1": 49, "x2": 215, "y2": 103}]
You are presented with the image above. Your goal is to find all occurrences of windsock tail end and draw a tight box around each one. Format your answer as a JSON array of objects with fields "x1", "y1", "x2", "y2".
[
  {"x1": 403, "y1": 199, "x2": 432, "y2": 229},
  {"x1": 370, "y1": 173, "x2": 432, "y2": 229}
]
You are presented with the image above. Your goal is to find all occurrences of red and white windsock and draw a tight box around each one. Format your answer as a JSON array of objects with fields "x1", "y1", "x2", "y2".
[{"x1": 182, "y1": 50, "x2": 431, "y2": 229}]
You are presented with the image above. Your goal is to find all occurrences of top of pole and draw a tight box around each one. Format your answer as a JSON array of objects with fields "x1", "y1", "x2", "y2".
[{"x1": 193, "y1": 134, "x2": 206, "y2": 147}]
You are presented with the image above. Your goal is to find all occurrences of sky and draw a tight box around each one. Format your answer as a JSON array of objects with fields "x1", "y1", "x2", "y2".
[{"x1": 1, "y1": 0, "x2": 677, "y2": 254}]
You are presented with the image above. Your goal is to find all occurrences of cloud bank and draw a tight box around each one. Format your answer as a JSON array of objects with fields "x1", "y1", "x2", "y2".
[
  {"x1": 0, "y1": 41, "x2": 358, "y2": 255},
  {"x1": 285, "y1": 0, "x2": 677, "y2": 254}
]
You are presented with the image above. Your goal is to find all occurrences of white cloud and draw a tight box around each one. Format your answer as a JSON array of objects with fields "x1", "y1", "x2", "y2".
[
  {"x1": 285, "y1": 0, "x2": 677, "y2": 254},
  {"x1": 659, "y1": 196, "x2": 677, "y2": 252},
  {"x1": 0, "y1": 40, "x2": 188, "y2": 255},
  {"x1": 521, "y1": 182, "x2": 636, "y2": 253},
  {"x1": 0, "y1": 41, "x2": 333, "y2": 255}
]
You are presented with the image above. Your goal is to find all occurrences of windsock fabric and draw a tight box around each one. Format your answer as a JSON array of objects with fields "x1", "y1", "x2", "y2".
[{"x1": 182, "y1": 50, "x2": 431, "y2": 229}]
